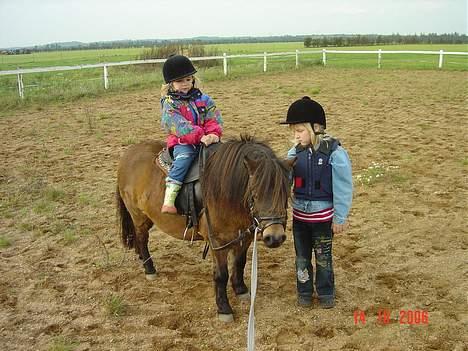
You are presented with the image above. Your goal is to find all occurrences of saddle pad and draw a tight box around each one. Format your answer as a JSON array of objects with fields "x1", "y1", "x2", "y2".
[
  {"x1": 156, "y1": 149, "x2": 172, "y2": 175},
  {"x1": 155, "y1": 148, "x2": 200, "y2": 183}
]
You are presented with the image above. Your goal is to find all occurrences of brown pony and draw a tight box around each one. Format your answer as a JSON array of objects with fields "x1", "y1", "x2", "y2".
[{"x1": 116, "y1": 135, "x2": 293, "y2": 321}]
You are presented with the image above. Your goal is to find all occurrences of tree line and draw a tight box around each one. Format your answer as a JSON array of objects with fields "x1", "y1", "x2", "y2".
[{"x1": 303, "y1": 33, "x2": 467, "y2": 48}]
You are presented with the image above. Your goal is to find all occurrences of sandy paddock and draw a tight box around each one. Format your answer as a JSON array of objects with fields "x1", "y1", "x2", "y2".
[{"x1": 0, "y1": 67, "x2": 467, "y2": 350}]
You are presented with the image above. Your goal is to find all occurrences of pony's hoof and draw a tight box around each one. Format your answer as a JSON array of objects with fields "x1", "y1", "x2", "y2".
[
  {"x1": 145, "y1": 273, "x2": 157, "y2": 281},
  {"x1": 218, "y1": 313, "x2": 234, "y2": 323},
  {"x1": 237, "y1": 292, "x2": 251, "y2": 301}
]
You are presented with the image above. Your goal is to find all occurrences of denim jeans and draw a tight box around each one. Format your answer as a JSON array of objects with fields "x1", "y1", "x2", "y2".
[
  {"x1": 292, "y1": 219, "x2": 335, "y2": 302},
  {"x1": 167, "y1": 144, "x2": 199, "y2": 184}
]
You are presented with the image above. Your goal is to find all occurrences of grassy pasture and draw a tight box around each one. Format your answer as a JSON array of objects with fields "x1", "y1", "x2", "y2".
[
  {"x1": 0, "y1": 43, "x2": 466, "y2": 112},
  {"x1": 0, "y1": 47, "x2": 142, "y2": 70},
  {"x1": 1, "y1": 43, "x2": 467, "y2": 70}
]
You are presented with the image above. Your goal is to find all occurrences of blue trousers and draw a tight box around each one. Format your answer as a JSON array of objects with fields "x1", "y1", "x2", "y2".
[
  {"x1": 167, "y1": 144, "x2": 199, "y2": 184},
  {"x1": 292, "y1": 219, "x2": 335, "y2": 302}
]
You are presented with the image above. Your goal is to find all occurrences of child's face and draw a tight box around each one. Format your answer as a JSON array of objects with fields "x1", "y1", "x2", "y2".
[
  {"x1": 172, "y1": 76, "x2": 193, "y2": 94},
  {"x1": 293, "y1": 124, "x2": 312, "y2": 146}
]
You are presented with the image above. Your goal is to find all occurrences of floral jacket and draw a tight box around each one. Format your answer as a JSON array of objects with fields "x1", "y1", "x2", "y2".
[{"x1": 160, "y1": 88, "x2": 223, "y2": 149}]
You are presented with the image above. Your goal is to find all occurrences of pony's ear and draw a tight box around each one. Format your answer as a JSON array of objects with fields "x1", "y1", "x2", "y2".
[
  {"x1": 282, "y1": 157, "x2": 297, "y2": 169},
  {"x1": 243, "y1": 155, "x2": 260, "y2": 175}
]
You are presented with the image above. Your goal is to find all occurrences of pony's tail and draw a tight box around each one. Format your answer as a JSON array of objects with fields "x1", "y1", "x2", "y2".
[{"x1": 116, "y1": 185, "x2": 135, "y2": 249}]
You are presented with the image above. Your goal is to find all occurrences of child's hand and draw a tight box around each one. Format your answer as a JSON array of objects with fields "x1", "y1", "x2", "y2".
[
  {"x1": 332, "y1": 221, "x2": 349, "y2": 234},
  {"x1": 207, "y1": 134, "x2": 219, "y2": 144},
  {"x1": 201, "y1": 134, "x2": 219, "y2": 146},
  {"x1": 200, "y1": 135, "x2": 210, "y2": 145}
]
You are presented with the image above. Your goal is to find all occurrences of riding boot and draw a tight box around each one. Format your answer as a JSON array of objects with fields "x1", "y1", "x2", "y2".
[{"x1": 161, "y1": 182, "x2": 181, "y2": 214}]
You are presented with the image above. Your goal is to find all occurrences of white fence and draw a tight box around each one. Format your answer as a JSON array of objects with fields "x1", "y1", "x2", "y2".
[{"x1": 1, "y1": 49, "x2": 467, "y2": 98}]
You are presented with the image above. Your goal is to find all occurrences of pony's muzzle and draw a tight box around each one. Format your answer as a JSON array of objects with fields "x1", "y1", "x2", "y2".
[
  {"x1": 262, "y1": 223, "x2": 286, "y2": 248},
  {"x1": 263, "y1": 233, "x2": 286, "y2": 248}
]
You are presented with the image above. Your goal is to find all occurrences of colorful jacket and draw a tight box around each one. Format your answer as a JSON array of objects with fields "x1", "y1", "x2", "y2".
[
  {"x1": 287, "y1": 137, "x2": 353, "y2": 225},
  {"x1": 160, "y1": 88, "x2": 223, "y2": 149}
]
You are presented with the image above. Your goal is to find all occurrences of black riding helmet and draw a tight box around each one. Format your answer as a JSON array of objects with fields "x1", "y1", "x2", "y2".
[
  {"x1": 280, "y1": 96, "x2": 326, "y2": 129},
  {"x1": 162, "y1": 55, "x2": 197, "y2": 83}
]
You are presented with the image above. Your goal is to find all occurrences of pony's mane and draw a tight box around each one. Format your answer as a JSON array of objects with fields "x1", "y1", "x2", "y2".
[{"x1": 202, "y1": 134, "x2": 290, "y2": 216}]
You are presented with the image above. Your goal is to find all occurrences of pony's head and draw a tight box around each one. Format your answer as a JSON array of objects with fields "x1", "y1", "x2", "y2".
[
  {"x1": 203, "y1": 135, "x2": 294, "y2": 248},
  {"x1": 243, "y1": 147, "x2": 295, "y2": 248}
]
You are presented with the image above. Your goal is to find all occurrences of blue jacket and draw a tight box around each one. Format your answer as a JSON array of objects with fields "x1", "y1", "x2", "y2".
[{"x1": 287, "y1": 139, "x2": 353, "y2": 224}]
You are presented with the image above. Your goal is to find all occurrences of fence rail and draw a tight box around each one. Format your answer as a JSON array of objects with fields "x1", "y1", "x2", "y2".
[{"x1": 1, "y1": 49, "x2": 467, "y2": 98}]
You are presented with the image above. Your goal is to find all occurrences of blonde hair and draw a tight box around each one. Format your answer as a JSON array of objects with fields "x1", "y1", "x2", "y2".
[
  {"x1": 289, "y1": 122, "x2": 325, "y2": 150},
  {"x1": 160, "y1": 75, "x2": 201, "y2": 97}
]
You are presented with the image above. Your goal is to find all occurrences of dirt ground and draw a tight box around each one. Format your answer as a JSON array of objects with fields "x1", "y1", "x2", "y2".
[{"x1": 0, "y1": 67, "x2": 467, "y2": 351}]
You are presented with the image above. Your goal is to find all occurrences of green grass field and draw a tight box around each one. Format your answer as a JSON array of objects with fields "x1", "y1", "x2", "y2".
[
  {"x1": 0, "y1": 48, "x2": 142, "y2": 70},
  {"x1": 1, "y1": 43, "x2": 467, "y2": 70},
  {"x1": 0, "y1": 43, "x2": 466, "y2": 111}
]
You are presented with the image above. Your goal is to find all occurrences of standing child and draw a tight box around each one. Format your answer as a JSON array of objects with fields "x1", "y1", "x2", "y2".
[
  {"x1": 280, "y1": 96, "x2": 353, "y2": 308},
  {"x1": 160, "y1": 54, "x2": 223, "y2": 214}
]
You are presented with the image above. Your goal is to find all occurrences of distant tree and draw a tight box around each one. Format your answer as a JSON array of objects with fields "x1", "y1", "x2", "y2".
[
  {"x1": 334, "y1": 37, "x2": 343, "y2": 47},
  {"x1": 304, "y1": 37, "x2": 312, "y2": 48},
  {"x1": 360, "y1": 35, "x2": 369, "y2": 45},
  {"x1": 320, "y1": 37, "x2": 329, "y2": 47}
]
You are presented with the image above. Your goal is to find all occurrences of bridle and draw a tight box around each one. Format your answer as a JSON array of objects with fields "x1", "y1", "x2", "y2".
[{"x1": 247, "y1": 195, "x2": 286, "y2": 236}]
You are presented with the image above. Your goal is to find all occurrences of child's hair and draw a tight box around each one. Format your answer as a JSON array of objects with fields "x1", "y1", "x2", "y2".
[
  {"x1": 290, "y1": 122, "x2": 325, "y2": 150},
  {"x1": 160, "y1": 75, "x2": 201, "y2": 97}
]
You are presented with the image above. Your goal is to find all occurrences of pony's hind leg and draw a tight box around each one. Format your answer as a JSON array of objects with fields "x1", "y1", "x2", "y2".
[
  {"x1": 117, "y1": 189, "x2": 156, "y2": 280},
  {"x1": 230, "y1": 243, "x2": 250, "y2": 300},
  {"x1": 134, "y1": 219, "x2": 156, "y2": 280}
]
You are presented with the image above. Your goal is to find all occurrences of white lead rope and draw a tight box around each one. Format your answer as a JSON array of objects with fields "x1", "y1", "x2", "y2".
[{"x1": 247, "y1": 227, "x2": 259, "y2": 351}]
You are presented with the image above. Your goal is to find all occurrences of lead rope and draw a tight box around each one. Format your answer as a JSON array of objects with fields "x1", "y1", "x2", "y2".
[{"x1": 247, "y1": 226, "x2": 260, "y2": 351}]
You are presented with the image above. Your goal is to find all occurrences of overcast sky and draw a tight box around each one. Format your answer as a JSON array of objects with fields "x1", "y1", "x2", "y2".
[{"x1": 0, "y1": 0, "x2": 466, "y2": 48}]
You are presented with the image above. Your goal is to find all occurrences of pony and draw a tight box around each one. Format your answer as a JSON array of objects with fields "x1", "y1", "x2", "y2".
[{"x1": 116, "y1": 135, "x2": 293, "y2": 321}]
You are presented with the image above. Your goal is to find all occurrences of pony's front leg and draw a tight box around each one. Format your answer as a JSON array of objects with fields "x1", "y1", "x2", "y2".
[
  {"x1": 212, "y1": 249, "x2": 234, "y2": 322},
  {"x1": 230, "y1": 243, "x2": 250, "y2": 300}
]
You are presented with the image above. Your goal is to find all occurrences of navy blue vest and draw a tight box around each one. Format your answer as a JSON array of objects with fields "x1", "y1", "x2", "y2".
[{"x1": 293, "y1": 137, "x2": 340, "y2": 201}]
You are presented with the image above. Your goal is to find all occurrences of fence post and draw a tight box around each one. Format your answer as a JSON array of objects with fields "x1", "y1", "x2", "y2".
[
  {"x1": 103, "y1": 65, "x2": 109, "y2": 89},
  {"x1": 17, "y1": 72, "x2": 24, "y2": 99},
  {"x1": 223, "y1": 53, "x2": 228, "y2": 76},
  {"x1": 322, "y1": 49, "x2": 327, "y2": 66},
  {"x1": 263, "y1": 52, "x2": 267, "y2": 72},
  {"x1": 295, "y1": 49, "x2": 299, "y2": 68},
  {"x1": 378, "y1": 49, "x2": 382, "y2": 69},
  {"x1": 438, "y1": 50, "x2": 444, "y2": 69}
]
